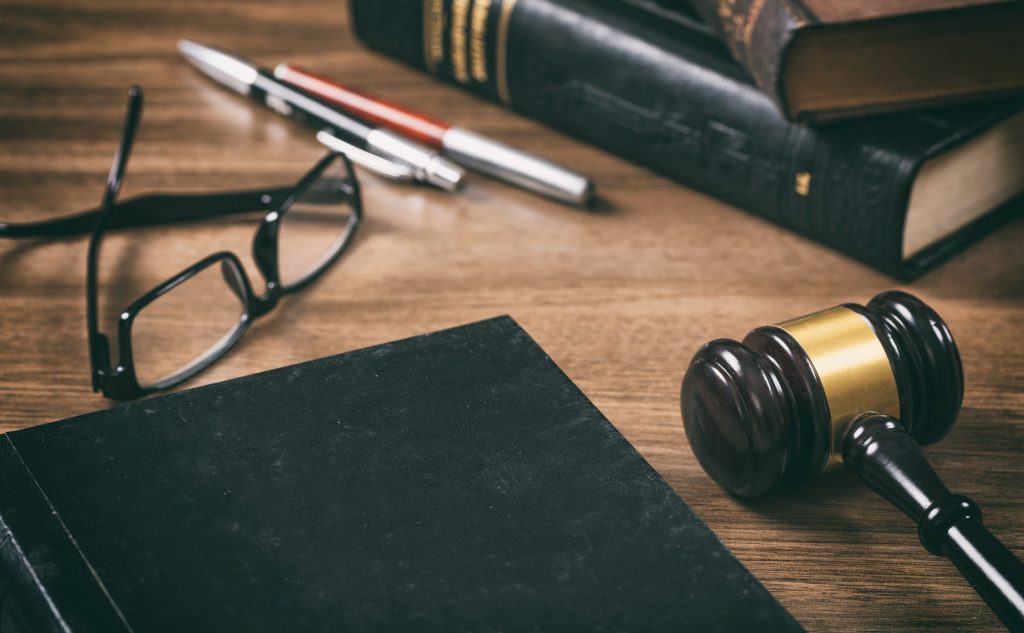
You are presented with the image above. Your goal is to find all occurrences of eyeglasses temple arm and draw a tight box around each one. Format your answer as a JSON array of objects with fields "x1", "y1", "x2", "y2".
[
  {"x1": 88, "y1": 86, "x2": 144, "y2": 390},
  {"x1": 0, "y1": 188, "x2": 292, "y2": 239}
]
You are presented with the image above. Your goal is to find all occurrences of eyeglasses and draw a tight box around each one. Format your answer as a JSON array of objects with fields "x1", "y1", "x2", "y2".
[{"x1": 0, "y1": 86, "x2": 363, "y2": 400}]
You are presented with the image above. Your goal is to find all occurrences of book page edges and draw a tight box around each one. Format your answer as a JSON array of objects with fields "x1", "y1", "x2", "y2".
[{"x1": 903, "y1": 110, "x2": 1024, "y2": 260}]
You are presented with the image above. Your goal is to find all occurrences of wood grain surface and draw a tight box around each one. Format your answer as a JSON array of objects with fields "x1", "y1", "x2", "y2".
[{"x1": 1, "y1": 1, "x2": 1022, "y2": 631}]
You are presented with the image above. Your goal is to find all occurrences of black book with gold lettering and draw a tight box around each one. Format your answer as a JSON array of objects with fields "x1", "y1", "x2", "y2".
[
  {"x1": 347, "y1": 0, "x2": 1024, "y2": 280},
  {"x1": 0, "y1": 317, "x2": 803, "y2": 632}
]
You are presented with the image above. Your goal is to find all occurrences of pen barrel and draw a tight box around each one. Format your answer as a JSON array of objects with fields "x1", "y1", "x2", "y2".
[
  {"x1": 275, "y1": 64, "x2": 449, "y2": 147},
  {"x1": 255, "y1": 70, "x2": 464, "y2": 192},
  {"x1": 442, "y1": 128, "x2": 593, "y2": 207},
  {"x1": 366, "y1": 128, "x2": 465, "y2": 192}
]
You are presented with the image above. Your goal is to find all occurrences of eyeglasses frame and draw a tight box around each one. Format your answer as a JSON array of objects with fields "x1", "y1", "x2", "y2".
[{"x1": 1, "y1": 86, "x2": 364, "y2": 400}]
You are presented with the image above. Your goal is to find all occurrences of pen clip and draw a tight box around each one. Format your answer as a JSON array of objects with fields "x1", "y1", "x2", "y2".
[{"x1": 316, "y1": 130, "x2": 416, "y2": 184}]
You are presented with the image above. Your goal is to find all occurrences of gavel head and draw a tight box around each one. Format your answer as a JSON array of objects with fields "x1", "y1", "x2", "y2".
[{"x1": 681, "y1": 291, "x2": 963, "y2": 498}]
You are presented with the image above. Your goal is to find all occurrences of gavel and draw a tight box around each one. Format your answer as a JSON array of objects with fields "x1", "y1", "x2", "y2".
[{"x1": 680, "y1": 291, "x2": 1024, "y2": 631}]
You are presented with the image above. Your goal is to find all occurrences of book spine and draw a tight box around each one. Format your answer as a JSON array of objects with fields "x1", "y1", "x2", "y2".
[
  {"x1": 686, "y1": 0, "x2": 811, "y2": 120},
  {"x1": 348, "y1": 0, "x2": 920, "y2": 277},
  {"x1": 0, "y1": 436, "x2": 129, "y2": 632}
]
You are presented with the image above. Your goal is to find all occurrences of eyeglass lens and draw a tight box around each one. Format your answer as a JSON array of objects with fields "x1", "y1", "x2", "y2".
[
  {"x1": 130, "y1": 259, "x2": 248, "y2": 389},
  {"x1": 277, "y1": 156, "x2": 359, "y2": 290}
]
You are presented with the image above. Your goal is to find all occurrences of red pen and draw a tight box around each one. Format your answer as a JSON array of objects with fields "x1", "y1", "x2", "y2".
[{"x1": 275, "y1": 64, "x2": 594, "y2": 207}]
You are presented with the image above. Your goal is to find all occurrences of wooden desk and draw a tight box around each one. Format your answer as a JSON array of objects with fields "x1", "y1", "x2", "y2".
[{"x1": 1, "y1": 1, "x2": 1022, "y2": 630}]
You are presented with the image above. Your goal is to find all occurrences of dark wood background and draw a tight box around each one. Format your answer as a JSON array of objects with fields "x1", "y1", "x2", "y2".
[{"x1": 1, "y1": 1, "x2": 1022, "y2": 630}]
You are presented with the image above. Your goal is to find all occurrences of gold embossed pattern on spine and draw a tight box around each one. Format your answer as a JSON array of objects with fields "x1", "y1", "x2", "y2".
[
  {"x1": 778, "y1": 306, "x2": 900, "y2": 470},
  {"x1": 450, "y1": 0, "x2": 472, "y2": 83},
  {"x1": 470, "y1": 0, "x2": 492, "y2": 82},
  {"x1": 426, "y1": 0, "x2": 517, "y2": 103},
  {"x1": 424, "y1": 0, "x2": 446, "y2": 73},
  {"x1": 495, "y1": 0, "x2": 518, "y2": 105}
]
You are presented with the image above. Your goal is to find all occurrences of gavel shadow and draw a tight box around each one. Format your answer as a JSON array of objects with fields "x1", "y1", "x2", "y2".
[
  {"x1": 733, "y1": 465, "x2": 995, "y2": 622},
  {"x1": 735, "y1": 470, "x2": 899, "y2": 548},
  {"x1": 728, "y1": 475, "x2": 978, "y2": 622}
]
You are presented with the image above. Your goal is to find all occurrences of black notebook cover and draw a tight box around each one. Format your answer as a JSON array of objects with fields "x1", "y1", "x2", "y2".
[{"x1": 0, "y1": 317, "x2": 803, "y2": 632}]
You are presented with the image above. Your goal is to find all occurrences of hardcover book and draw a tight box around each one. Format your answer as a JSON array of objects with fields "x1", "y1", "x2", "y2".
[
  {"x1": 684, "y1": 0, "x2": 1024, "y2": 122},
  {"x1": 347, "y1": 0, "x2": 1024, "y2": 280},
  {"x1": 0, "y1": 317, "x2": 804, "y2": 632}
]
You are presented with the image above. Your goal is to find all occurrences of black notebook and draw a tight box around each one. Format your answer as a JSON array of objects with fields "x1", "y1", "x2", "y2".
[{"x1": 0, "y1": 317, "x2": 803, "y2": 632}]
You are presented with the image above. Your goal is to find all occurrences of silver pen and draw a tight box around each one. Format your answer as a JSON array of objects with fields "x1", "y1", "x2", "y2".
[
  {"x1": 177, "y1": 40, "x2": 465, "y2": 191},
  {"x1": 275, "y1": 63, "x2": 595, "y2": 207}
]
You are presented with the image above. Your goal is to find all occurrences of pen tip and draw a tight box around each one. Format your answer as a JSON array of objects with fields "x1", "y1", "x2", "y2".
[
  {"x1": 177, "y1": 39, "x2": 200, "y2": 55},
  {"x1": 174, "y1": 41, "x2": 259, "y2": 94}
]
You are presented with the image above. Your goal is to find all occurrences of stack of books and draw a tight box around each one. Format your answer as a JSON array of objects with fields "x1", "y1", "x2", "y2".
[{"x1": 347, "y1": 0, "x2": 1024, "y2": 279}]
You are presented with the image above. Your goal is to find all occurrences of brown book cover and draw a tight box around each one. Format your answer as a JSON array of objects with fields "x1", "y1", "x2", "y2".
[{"x1": 686, "y1": 0, "x2": 1024, "y2": 121}]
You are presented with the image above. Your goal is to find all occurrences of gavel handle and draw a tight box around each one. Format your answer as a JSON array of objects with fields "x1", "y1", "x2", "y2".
[
  {"x1": 844, "y1": 414, "x2": 1024, "y2": 632},
  {"x1": 945, "y1": 520, "x2": 1024, "y2": 629}
]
